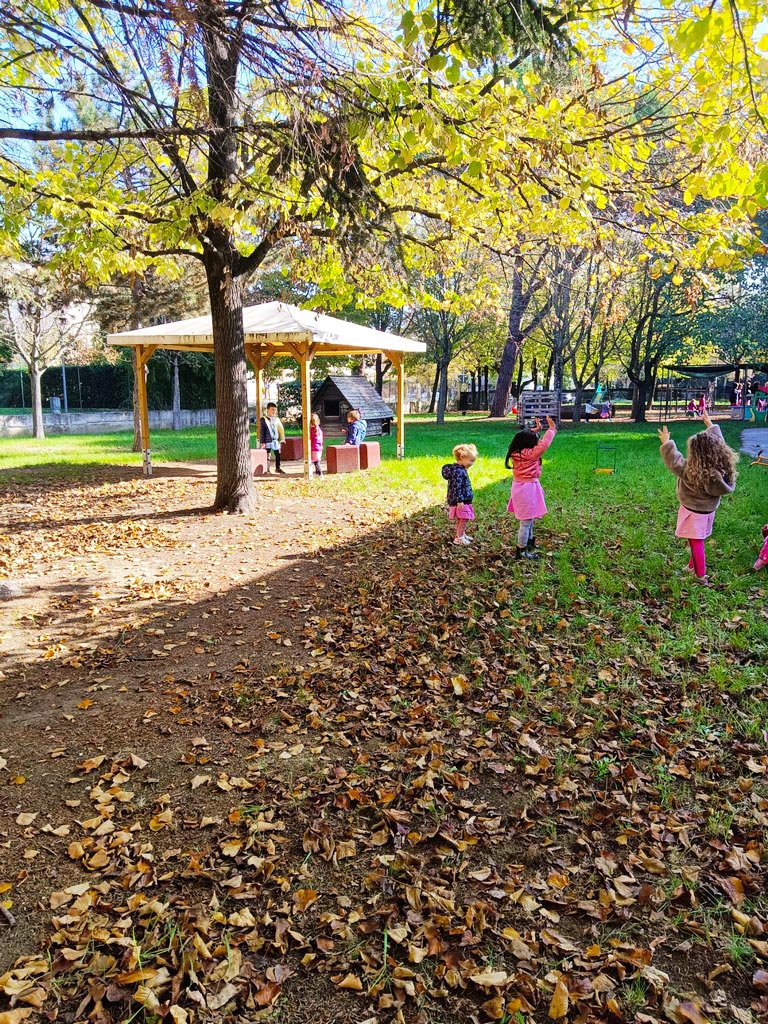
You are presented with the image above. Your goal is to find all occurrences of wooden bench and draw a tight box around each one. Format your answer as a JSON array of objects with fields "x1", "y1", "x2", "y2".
[{"x1": 327, "y1": 445, "x2": 360, "y2": 474}]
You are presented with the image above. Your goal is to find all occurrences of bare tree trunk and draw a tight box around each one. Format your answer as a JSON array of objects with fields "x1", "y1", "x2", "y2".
[
  {"x1": 428, "y1": 364, "x2": 439, "y2": 414},
  {"x1": 573, "y1": 386, "x2": 584, "y2": 423},
  {"x1": 30, "y1": 366, "x2": 45, "y2": 439},
  {"x1": 544, "y1": 351, "x2": 554, "y2": 391},
  {"x1": 172, "y1": 354, "x2": 181, "y2": 430},
  {"x1": 490, "y1": 283, "x2": 526, "y2": 418},
  {"x1": 374, "y1": 354, "x2": 390, "y2": 395},
  {"x1": 515, "y1": 354, "x2": 524, "y2": 397},
  {"x1": 436, "y1": 358, "x2": 449, "y2": 425},
  {"x1": 648, "y1": 370, "x2": 658, "y2": 410}
]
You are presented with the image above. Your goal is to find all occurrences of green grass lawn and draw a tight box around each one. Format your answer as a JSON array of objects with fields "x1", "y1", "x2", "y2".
[{"x1": 3, "y1": 414, "x2": 765, "y2": 613}]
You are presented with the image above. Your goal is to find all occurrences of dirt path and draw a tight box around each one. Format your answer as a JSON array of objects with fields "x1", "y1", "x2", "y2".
[{"x1": 0, "y1": 465, "x2": 417, "y2": 978}]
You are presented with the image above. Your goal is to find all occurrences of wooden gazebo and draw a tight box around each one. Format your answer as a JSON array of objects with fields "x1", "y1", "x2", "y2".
[{"x1": 108, "y1": 302, "x2": 425, "y2": 479}]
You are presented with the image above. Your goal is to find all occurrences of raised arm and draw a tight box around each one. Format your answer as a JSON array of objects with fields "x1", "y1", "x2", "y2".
[
  {"x1": 659, "y1": 425, "x2": 685, "y2": 477},
  {"x1": 529, "y1": 422, "x2": 557, "y2": 460}
]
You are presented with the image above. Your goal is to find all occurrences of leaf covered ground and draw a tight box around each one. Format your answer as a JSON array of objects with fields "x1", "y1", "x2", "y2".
[{"x1": 1, "y1": 419, "x2": 767, "y2": 1024}]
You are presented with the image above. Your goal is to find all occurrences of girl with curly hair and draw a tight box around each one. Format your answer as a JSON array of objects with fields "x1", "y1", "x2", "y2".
[{"x1": 659, "y1": 410, "x2": 738, "y2": 586}]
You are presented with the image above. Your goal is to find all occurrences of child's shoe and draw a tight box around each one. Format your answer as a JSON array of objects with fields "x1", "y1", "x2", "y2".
[
  {"x1": 453, "y1": 536, "x2": 471, "y2": 546},
  {"x1": 754, "y1": 557, "x2": 767, "y2": 571},
  {"x1": 526, "y1": 538, "x2": 541, "y2": 560},
  {"x1": 692, "y1": 575, "x2": 712, "y2": 587}
]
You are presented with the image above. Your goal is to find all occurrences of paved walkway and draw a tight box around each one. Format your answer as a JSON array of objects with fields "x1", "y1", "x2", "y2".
[{"x1": 740, "y1": 427, "x2": 768, "y2": 456}]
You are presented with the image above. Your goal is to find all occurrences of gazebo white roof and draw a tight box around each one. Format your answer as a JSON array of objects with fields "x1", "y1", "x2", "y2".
[{"x1": 107, "y1": 301, "x2": 426, "y2": 356}]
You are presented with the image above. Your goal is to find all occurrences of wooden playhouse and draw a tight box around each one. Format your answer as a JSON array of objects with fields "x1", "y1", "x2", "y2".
[{"x1": 312, "y1": 375, "x2": 394, "y2": 436}]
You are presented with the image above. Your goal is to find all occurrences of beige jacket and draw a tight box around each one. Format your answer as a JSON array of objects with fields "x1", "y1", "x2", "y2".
[{"x1": 660, "y1": 424, "x2": 735, "y2": 513}]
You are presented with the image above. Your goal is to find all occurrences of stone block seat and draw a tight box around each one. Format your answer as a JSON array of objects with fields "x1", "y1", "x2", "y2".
[
  {"x1": 281, "y1": 436, "x2": 304, "y2": 461},
  {"x1": 250, "y1": 448, "x2": 269, "y2": 476},
  {"x1": 326, "y1": 444, "x2": 360, "y2": 474},
  {"x1": 359, "y1": 441, "x2": 380, "y2": 470}
]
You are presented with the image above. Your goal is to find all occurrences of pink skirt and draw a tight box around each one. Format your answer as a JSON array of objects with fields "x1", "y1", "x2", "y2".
[
  {"x1": 508, "y1": 481, "x2": 547, "y2": 520},
  {"x1": 675, "y1": 505, "x2": 715, "y2": 540},
  {"x1": 448, "y1": 504, "x2": 475, "y2": 521}
]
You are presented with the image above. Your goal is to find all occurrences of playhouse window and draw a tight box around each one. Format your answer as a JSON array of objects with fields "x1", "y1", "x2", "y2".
[{"x1": 324, "y1": 399, "x2": 341, "y2": 418}]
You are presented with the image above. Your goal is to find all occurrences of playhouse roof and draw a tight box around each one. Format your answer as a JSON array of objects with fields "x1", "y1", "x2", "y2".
[
  {"x1": 107, "y1": 301, "x2": 426, "y2": 356},
  {"x1": 317, "y1": 376, "x2": 395, "y2": 420}
]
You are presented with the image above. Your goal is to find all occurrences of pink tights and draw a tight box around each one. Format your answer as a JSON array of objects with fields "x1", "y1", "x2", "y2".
[{"x1": 688, "y1": 539, "x2": 706, "y2": 578}]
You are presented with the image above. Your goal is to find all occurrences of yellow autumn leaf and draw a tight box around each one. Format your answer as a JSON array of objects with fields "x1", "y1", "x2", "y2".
[{"x1": 549, "y1": 976, "x2": 569, "y2": 1019}]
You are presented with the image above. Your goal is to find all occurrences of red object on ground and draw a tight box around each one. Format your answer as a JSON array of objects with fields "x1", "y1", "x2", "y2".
[
  {"x1": 281, "y1": 437, "x2": 304, "y2": 461},
  {"x1": 359, "y1": 441, "x2": 380, "y2": 470},
  {"x1": 250, "y1": 449, "x2": 269, "y2": 476},
  {"x1": 326, "y1": 445, "x2": 360, "y2": 474}
]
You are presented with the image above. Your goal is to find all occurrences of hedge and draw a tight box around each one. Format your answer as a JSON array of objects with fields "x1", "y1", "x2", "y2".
[{"x1": 0, "y1": 353, "x2": 216, "y2": 411}]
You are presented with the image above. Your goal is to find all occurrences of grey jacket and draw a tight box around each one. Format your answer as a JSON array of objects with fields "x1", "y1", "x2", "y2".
[{"x1": 660, "y1": 424, "x2": 735, "y2": 513}]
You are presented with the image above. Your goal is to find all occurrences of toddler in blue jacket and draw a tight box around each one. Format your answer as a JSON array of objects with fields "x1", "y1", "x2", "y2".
[{"x1": 441, "y1": 443, "x2": 477, "y2": 546}]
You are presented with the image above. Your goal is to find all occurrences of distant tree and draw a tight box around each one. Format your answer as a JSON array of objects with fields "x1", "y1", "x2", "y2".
[{"x1": 0, "y1": 260, "x2": 89, "y2": 437}]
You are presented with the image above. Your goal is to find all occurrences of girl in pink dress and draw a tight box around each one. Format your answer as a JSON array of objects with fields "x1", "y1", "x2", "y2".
[
  {"x1": 659, "y1": 410, "x2": 738, "y2": 586},
  {"x1": 310, "y1": 413, "x2": 324, "y2": 477},
  {"x1": 505, "y1": 416, "x2": 557, "y2": 560}
]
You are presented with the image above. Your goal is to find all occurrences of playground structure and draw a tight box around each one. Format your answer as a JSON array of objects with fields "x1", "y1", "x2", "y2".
[
  {"x1": 518, "y1": 390, "x2": 560, "y2": 428},
  {"x1": 109, "y1": 302, "x2": 426, "y2": 480},
  {"x1": 658, "y1": 362, "x2": 768, "y2": 422}
]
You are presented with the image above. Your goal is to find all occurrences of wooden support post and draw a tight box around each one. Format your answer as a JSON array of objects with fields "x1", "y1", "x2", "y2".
[
  {"x1": 245, "y1": 344, "x2": 264, "y2": 442},
  {"x1": 135, "y1": 344, "x2": 152, "y2": 476},
  {"x1": 396, "y1": 355, "x2": 406, "y2": 459},
  {"x1": 300, "y1": 348, "x2": 313, "y2": 482}
]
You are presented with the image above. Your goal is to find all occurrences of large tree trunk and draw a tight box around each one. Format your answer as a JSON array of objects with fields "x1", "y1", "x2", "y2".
[
  {"x1": 30, "y1": 366, "x2": 45, "y2": 439},
  {"x1": 490, "y1": 295, "x2": 525, "y2": 418},
  {"x1": 491, "y1": 257, "x2": 529, "y2": 418},
  {"x1": 573, "y1": 385, "x2": 584, "y2": 424},
  {"x1": 207, "y1": 255, "x2": 254, "y2": 513},
  {"x1": 172, "y1": 354, "x2": 181, "y2": 431},
  {"x1": 631, "y1": 381, "x2": 648, "y2": 422},
  {"x1": 201, "y1": 8, "x2": 254, "y2": 513},
  {"x1": 436, "y1": 358, "x2": 449, "y2": 425}
]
